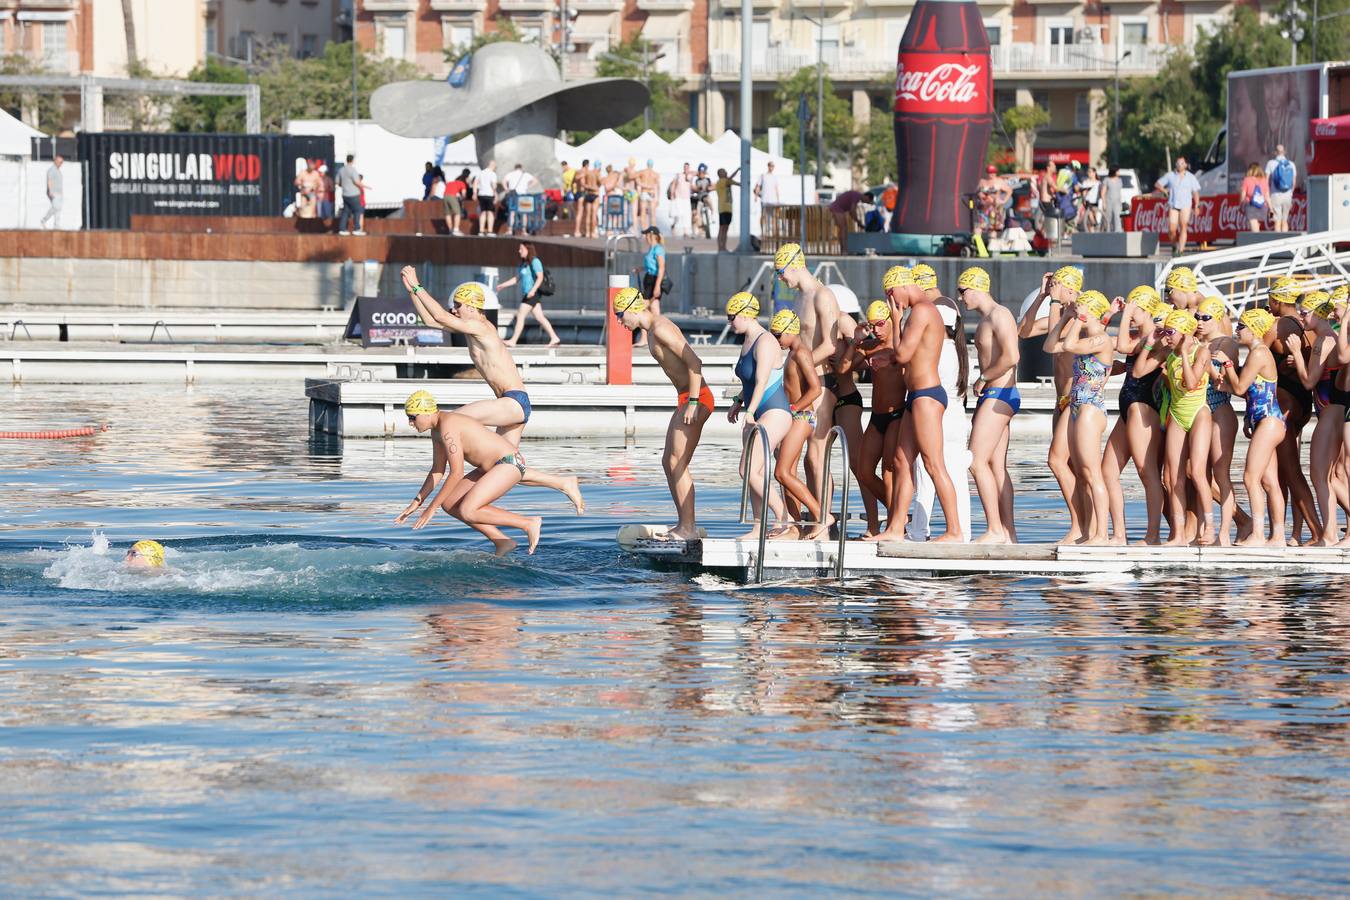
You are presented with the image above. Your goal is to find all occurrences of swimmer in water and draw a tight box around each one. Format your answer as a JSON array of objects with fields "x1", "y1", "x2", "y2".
[
  {"x1": 397, "y1": 391, "x2": 553, "y2": 555},
  {"x1": 124, "y1": 539, "x2": 165, "y2": 571}
]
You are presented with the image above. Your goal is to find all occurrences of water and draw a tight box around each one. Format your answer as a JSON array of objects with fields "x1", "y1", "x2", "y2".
[{"x1": 3, "y1": 384, "x2": 1350, "y2": 894}]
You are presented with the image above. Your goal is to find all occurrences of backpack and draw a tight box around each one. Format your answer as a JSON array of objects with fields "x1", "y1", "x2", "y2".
[
  {"x1": 1271, "y1": 157, "x2": 1295, "y2": 193},
  {"x1": 536, "y1": 259, "x2": 556, "y2": 296},
  {"x1": 1250, "y1": 183, "x2": 1266, "y2": 209}
]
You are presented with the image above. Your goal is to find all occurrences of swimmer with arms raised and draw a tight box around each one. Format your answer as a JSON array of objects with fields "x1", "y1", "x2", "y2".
[
  {"x1": 613, "y1": 287, "x2": 711, "y2": 542},
  {"x1": 397, "y1": 391, "x2": 545, "y2": 556}
]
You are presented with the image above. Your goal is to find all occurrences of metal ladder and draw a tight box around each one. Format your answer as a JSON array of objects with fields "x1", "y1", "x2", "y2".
[
  {"x1": 736, "y1": 424, "x2": 773, "y2": 584},
  {"x1": 816, "y1": 425, "x2": 851, "y2": 580}
]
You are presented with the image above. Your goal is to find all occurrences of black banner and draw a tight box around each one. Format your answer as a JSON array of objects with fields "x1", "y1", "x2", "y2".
[
  {"x1": 78, "y1": 132, "x2": 335, "y2": 229},
  {"x1": 344, "y1": 296, "x2": 446, "y2": 348}
]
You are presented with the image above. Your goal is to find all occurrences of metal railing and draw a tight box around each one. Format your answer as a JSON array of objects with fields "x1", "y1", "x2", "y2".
[
  {"x1": 1160, "y1": 229, "x2": 1350, "y2": 314},
  {"x1": 817, "y1": 425, "x2": 850, "y2": 580},
  {"x1": 737, "y1": 423, "x2": 773, "y2": 583}
]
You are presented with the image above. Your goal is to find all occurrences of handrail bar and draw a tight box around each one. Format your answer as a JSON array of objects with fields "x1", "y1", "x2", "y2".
[
  {"x1": 816, "y1": 424, "x2": 850, "y2": 579},
  {"x1": 1159, "y1": 228, "x2": 1350, "y2": 314},
  {"x1": 736, "y1": 423, "x2": 773, "y2": 583}
]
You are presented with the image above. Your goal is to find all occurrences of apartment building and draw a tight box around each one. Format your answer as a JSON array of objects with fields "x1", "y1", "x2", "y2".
[{"x1": 208, "y1": 0, "x2": 348, "y2": 65}]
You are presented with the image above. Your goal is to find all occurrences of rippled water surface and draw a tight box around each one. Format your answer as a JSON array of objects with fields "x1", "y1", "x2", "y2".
[{"x1": 3, "y1": 384, "x2": 1349, "y2": 895}]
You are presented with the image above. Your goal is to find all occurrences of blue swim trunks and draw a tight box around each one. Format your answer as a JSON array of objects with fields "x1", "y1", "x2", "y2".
[
  {"x1": 977, "y1": 385, "x2": 1022, "y2": 416},
  {"x1": 503, "y1": 389, "x2": 532, "y2": 423}
]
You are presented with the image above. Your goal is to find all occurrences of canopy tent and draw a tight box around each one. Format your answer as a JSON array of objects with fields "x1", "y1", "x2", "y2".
[{"x1": 0, "y1": 108, "x2": 45, "y2": 158}]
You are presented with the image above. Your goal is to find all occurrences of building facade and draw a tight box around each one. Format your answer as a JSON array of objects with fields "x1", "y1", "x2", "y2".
[
  {"x1": 207, "y1": 0, "x2": 347, "y2": 65},
  {"x1": 355, "y1": 0, "x2": 1260, "y2": 170}
]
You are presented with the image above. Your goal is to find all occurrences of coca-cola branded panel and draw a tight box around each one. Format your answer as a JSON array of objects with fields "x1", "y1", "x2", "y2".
[
  {"x1": 1127, "y1": 193, "x2": 1308, "y2": 243},
  {"x1": 891, "y1": 0, "x2": 992, "y2": 235},
  {"x1": 79, "y1": 132, "x2": 335, "y2": 229}
]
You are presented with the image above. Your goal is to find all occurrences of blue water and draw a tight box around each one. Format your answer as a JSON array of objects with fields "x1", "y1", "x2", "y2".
[{"x1": 3, "y1": 384, "x2": 1349, "y2": 895}]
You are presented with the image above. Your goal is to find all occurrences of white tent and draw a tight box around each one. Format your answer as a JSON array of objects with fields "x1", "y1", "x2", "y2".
[{"x1": 0, "y1": 108, "x2": 45, "y2": 159}]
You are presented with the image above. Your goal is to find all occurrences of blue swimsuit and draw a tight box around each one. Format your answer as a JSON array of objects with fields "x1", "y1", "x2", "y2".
[{"x1": 735, "y1": 333, "x2": 791, "y2": 419}]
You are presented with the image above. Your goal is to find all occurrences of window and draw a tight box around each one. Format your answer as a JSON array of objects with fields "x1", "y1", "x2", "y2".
[
  {"x1": 1047, "y1": 18, "x2": 1074, "y2": 46},
  {"x1": 819, "y1": 22, "x2": 840, "y2": 54},
  {"x1": 381, "y1": 24, "x2": 406, "y2": 59},
  {"x1": 1191, "y1": 13, "x2": 1224, "y2": 41},
  {"x1": 42, "y1": 22, "x2": 67, "y2": 71},
  {"x1": 1121, "y1": 20, "x2": 1147, "y2": 45},
  {"x1": 884, "y1": 19, "x2": 908, "y2": 54},
  {"x1": 751, "y1": 19, "x2": 770, "y2": 67},
  {"x1": 300, "y1": 34, "x2": 317, "y2": 57},
  {"x1": 205, "y1": 21, "x2": 217, "y2": 55},
  {"x1": 272, "y1": 32, "x2": 288, "y2": 47},
  {"x1": 985, "y1": 24, "x2": 1002, "y2": 47},
  {"x1": 239, "y1": 30, "x2": 256, "y2": 62},
  {"x1": 515, "y1": 19, "x2": 543, "y2": 44},
  {"x1": 995, "y1": 90, "x2": 1016, "y2": 118},
  {"x1": 1075, "y1": 92, "x2": 1090, "y2": 129},
  {"x1": 651, "y1": 38, "x2": 678, "y2": 74},
  {"x1": 444, "y1": 20, "x2": 475, "y2": 54}
]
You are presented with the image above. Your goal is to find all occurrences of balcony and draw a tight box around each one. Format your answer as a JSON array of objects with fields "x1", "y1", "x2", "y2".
[
  {"x1": 717, "y1": 0, "x2": 780, "y2": 9},
  {"x1": 991, "y1": 41, "x2": 1171, "y2": 74},
  {"x1": 361, "y1": 0, "x2": 416, "y2": 9},
  {"x1": 429, "y1": 0, "x2": 485, "y2": 9},
  {"x1": 497, "y1": 0, "x2": 552, "y2": 10},
  {"x1": 570, "y1": 0, "x2": 623, "y2": 9},
  {"x1": 637, "y1": 0, "x2": 693, "y2": 10},
  {"x1": 710, "y1": 46, "x2": 891, "y2": 78}
]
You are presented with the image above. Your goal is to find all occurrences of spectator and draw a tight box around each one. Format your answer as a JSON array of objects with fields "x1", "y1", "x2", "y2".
[
  {"x1": 1038, "y1": 161, "x2": 1058, "y2": 218},
  {"x1": 637, "y1": 159, "x2": 660, "y2": 232},
  {"x1": 443, "y1": 168, "x2": 469, "y2": 237},
  {"x1": 293, "y1": 162, "x2": 320, "y2": 218},
  {"x1": 975, "y1": 165, "x2": 1002, "y2": 242},
  {"x1": 1265, "y1": 144, "x2": 1296, "y2": 232},
  {"x1": 691, "y1": 164, "x2": 715, "y2": 238},
  {"x1": 754, "y1": 160, "x2": 780, "y2": 231},
  {"x1": 317, "y1": 164, "x2": 334, "y2": 219},
  {"x1": 1154, "y1": 156, "x2": 1201, "y2": 254},
  {"x1": 828, "y1": 186, "x2": 868, "y2": 254},
  {"x1": 633, "y1": 225, "x2": 668, "y2": 347},
  {"x1": 498, "y1": 241, "x2": 561, "y2": 347},
  {"x1": 1074, "y1": 166, "x2": 1101, "y2": 232},
  {"x1": 574, "y1": 159, "x2": 600, "y2": 239},
  {"x1": 561, "y1": 160, "x2": 576, "y2": 205},
  {"x1": 40, "y1": 154, "x2": 63, "y2": 230},
  {"x1": 1100, "y1": 166, "x2": 1123, "y2": 232},
  {"x1": 503, "y1": 162, "x2": 533, "y2": 234},
  {"x1": 472, "y1": 160, "x2": 499, "y2": 236},
  {"x1": 714, "y1": 166, "x2": 740, "y2": 252},
  {"x1": 1241, "y1": 162, "x2": 1270, "y2": 232},
  {"x1": 421, "y1": 161, "x2": 441, "y2": 200},
  {"x1": 337, "y1": 154, "x2": 369, "y2": 235},
  {"x1": 668, "y1": 163, "x2": 693, "y2": 238}
]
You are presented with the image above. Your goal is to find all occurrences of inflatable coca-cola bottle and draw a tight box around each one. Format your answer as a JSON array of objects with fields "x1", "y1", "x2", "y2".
[{"x1": 891, "y1": 0, "x2": 993, "y2": 235}]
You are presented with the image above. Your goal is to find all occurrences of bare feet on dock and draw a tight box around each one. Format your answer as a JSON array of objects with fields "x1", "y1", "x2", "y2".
[
  {"x1": 563, "y1": 477, "x2": 585, "y2": 515},
  {"x1": 662, "y1": 525, "x2": 702, "y2": 543},
  {"x1": 548, "y1": 338, "x2": 562, "y2": 347},
  {"x1": 525, "y1": 517, "x2": 542, "y2": 554},
  {"x1": 932, "y1": 532, "x2": 964, "y2": 544},
  {"x1": 973, "y1": 530, "x2": 1010, "y2": 545},
  {"x1": 1056, "y1": 530, "x2": 1084, "y2": 546},
  {"x1": 492, "y1": 538, "x2": 518, "y2": 557},
  {"x1": 803, "y1": 515, "x2": 835, "y2": 542},
  {"x1": 1236, "y1": 534, "x2": 1268, "y2": 548},
  {"x1": 769, "y1": 524, "x2": 800, "y2": 540}
]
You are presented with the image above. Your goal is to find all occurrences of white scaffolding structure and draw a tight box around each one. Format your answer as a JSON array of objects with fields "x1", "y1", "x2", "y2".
[
  {"x1": 1159, "y1": 230, "x2": 1350, "y2": 312},
  {"x1": 0, "y1": 74, "x2": 262, "y2": 134}
]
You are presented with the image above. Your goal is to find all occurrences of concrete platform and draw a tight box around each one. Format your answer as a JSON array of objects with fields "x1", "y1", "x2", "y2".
[{"x1": 626, "y1": 536, "x2": 1350, "y2": 581}]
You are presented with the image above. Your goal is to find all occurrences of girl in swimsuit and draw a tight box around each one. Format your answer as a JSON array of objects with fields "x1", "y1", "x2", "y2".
[
  {"x1": 1102, "y1": 285, "x2": 1169, "y2": 544},
  {"x1": 1214, "y1": 308, "x2": 1287, "y2": 547},
  {"x1": 770, "y1": 310, "x2": 825, "y2": 538},
  {"x1": 1286, "y1": 291, "x2": 1340, "y2": 543},
  {"x1": 828, "y1": 315, "x2": 877, "y2": 534},
  {"x1": 1045, "y1": 290, "x2": 1115, "y2": 545},
  {"x1": 839, "y1": 301, "x2": 906, "y2": 537},
  {"x1": 1268, "y1": 281, "x2": 1319, "y2": 543},
  {"x1": 725, "y1": 292, "x2": 791, "y2": 541},
  {"x1": 1136, "y1": 309, "x2": 1214, "y2": 546},
  {"x1": 1197, "y1": 297, "x2": 1239, "y2": 545}
]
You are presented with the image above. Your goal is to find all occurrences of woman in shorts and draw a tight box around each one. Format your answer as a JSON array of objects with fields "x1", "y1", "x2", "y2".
[{"x1": 498, "y1": 241, "x2": 561, "y2": 347}]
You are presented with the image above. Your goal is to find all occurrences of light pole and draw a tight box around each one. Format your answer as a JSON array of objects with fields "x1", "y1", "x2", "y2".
[
  {"x1": 738, "y1": 0, "x2": 752, "y2": 253},
  {"x1": 1113, "y1": 49, "x2": 1130, "y2": 167},
  {"x1": 801, "y1": 8, "x2": 825, "y2": 187},
  {"x1": 798, "y1": 93, "x2": 810, "y2": 250}
]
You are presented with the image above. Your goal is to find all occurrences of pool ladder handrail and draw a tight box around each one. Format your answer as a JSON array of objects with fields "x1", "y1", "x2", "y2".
[
  {"x1": 736, "y1": 423, "x2": 773, "y2": 584},
  {"x1": 816, "y1": 425, "x2": 850, "y2": 580}
]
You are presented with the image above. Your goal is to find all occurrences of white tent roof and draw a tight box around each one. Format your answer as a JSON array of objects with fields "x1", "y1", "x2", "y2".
[
  {"x1": 669, "y1": 127, "x2": 714, "y2": 157},
  {"x1": 0, "y1": 109, "x2": 45, "y2": 158}
]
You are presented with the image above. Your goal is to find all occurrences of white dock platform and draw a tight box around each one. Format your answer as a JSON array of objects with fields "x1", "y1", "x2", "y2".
[{"x1": 625, "y1": 536, "x2": 1350, "y2": 580}]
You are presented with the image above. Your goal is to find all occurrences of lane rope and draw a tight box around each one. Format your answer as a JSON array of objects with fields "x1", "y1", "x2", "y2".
[{"x1": 0, "y1": 424, "x2": 111, "y2": 440}]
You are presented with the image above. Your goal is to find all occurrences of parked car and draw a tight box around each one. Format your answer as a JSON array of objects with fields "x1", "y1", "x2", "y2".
[{"x1": 1116, "y1": 168, "x2": 1139, "y2": 215}]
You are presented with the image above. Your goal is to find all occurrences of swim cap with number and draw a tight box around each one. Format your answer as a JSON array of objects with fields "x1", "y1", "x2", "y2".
[
  {"x1": 1239, "y1": 307, "x2": 1276, "y2": 338},
  {"x1": 1053, "y1": 266, "x2": 1083, "y2": 292},
  {"x1": 911, "y1": 263, "x2": 938, "y2": 290},
  {"x1": 453, "y1": 282, "x2": 486, "y2": 309},
  {"x1": 1164, "y1": 309, "x2": 1198, "y2": 335},
  {"x1": 131, "y1": 539, "x2": 165, "y2": 568},
  {"x1": 865, "y1": 300, "x2": 892, "y2": 323},
  {"x1": 1301, "y1": 290, "x2": 1331, "y2": 314},
  {"x1": 405, "y1": 390, "x2": 439, "y2": 416},
  {"x1": 1128, "y1": 284, "x2": 1162, "y2": 314},
  {"x1": 1152, "y1": 302, "x2": 1175, "y2": 325},
  {"x1": 1078, "y1": 290, "x2": 1111, "y2": 321},
  {"x1": 957, "y1": 266, "x2": 990, "y2": 293},
  {"x1": 774, "y1": 243, "x2": 806, "y2": 272},
  {"x1": 1269, "y1": 276, "x2": 1299, "y2": 306},
  {"x1": 882, "y1": 266, "x2": 913, "y2": 290},
  {"x1": 613, "y1": 287, "x2": 646, "y2": 315},
  {"x1": 769, "y1": 310, "x2": 801, "y2": 335},
  {"x1": 1165, "y1": 266, "x2": 1197, "y2": 293},
  {"x1": 1198, "y1": 296, "x2": 1227, "y2": 320},
  {"x1": 1332, "y1": 285, "x2": 1349, "y2": 304},
  {"x1": 725, "y1": 292, "x2": 760, "y2": 318}
]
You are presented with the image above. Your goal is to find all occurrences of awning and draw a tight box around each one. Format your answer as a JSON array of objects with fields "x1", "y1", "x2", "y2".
[
  {"x1": 640, "y1": 12, "x2": 688, "y2": 39},
  {"x1": 1311, "y1": 115, "x2": 1350, "y2": 140},
  {"x1": 17, "y1": 11, "x2": 75, "y2": 21},
  {"x1": 1033, "y1": 148, "x2": 1089, "y2": 165},
  {"x1": 570, "y1": 11, "x2": 616, "y2": 43}
]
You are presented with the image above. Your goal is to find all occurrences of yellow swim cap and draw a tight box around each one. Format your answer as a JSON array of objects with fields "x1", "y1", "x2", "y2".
[
  {"x1": 1239, "y1": 307, "x2": 1276, "y2": 338},
  {"x1": 1164, "y1": 309, "x2": 1198, "y2": 335},
  {"x1": 1198, "y1": 296, "x2": 1227, "y2": 320},
  {"x1": 1300, "y1": 289, "x2": 1330, "y2": 313},
  {"x1": 1152, "y1": 302, "x2": 1175, "y2": 325},
  {"x1": 1269, "y1": 275, "x2": 1300, "y2": 306},
  {"x1": 774, "y1": 243, "x2": 806, "y2": 272},
  {"x1": 865, "y1": 300, "x2": 892, "y2": 323},
  {"x1": 1078, "y1": 290, "x2": 1111, "y2": 321},
  {"x1": 882, "y1": 266, "x2": 914, "y2": 290},
  {"x1": 1165, "y1": 266, "x2": 1198, "y2": 293},
  {"x1": 911, "y1": 263, "x2": 938, "y2": 289},
  {"x1": 452, "y1": 282, "x2": 486, "y2": 309},
  {"x1": 405, "y1": 389, "x2": 439, "y2": 416},
  {"x1": 1128, "y1": 284, "x2": 1161, "y2": 313},
  {"x1": 130, "y1": 539, "x2": 165, "y2": 568},
  {"x1": 725, "y1": 291, "x2": 760, "y2": 318},
  {"x1": 1332, "y1": 285, "x2": 1349, "y2": 304},
  {"x1": 957, "y1": 266, "x2": 990, "y2": 293},
  {"x1": 1053, "y1": 266, "x2": 1083, "y2": 292},
  {"x1": 613, "y1": 287, "x2": 646, "y2": 315},
  {"x1": 769, "y1": 309, "x2": 801, "y2": 335}
]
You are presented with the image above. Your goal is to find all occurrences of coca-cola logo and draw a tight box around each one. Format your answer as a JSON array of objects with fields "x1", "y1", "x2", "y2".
[
  {"x1": 1315, "y1": 122, "x2": 1339, "y2": 138},
  {"x1": 893, "y1": 52, "x2": 989, "y2": 114},
  {"x1": 1127, "y1": 192, "x2": 1309, "y2": 240}
]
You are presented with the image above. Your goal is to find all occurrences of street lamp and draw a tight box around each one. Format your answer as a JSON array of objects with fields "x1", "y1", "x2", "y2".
[{"x1": 1279, "y1": 0, "x2": 1307, "y2": 66}]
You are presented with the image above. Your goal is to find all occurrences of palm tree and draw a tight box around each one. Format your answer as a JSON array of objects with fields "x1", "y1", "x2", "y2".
[{"x1": 120, "y1": 0, "x2": 138, "y2": 72}]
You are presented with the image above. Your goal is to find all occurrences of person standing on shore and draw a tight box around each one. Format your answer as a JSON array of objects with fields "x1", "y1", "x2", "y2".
[
  {"x1": 337, "y1": 155, "x2": 369, "y2": 235},
  {"x1": 613, "y1": 287, "x2": 712, "y2": 543},
  {"x1": 499, "y1": 241, "x2": 561, "y2": 347},
  {"x1": 637, "y1": 160, "x2": 660, "y2": 232},
  {"x1": 754, "y1": 161, "x2": 780, "y2": 232},
  {"x1": 473, "y1": 161, "x2": 499, "y2": 236},
  {"x1": 1265, "y1": 144, "x2": 1297, "y2": 232},
  {"x1": 1154, "y1": 157, "x2": 1201, "y2": 255},
  {"x1": 443, "y1": 168, "x2": 469, "y2": 236},
  {"x1": 714, "y1": 167, "x2": 739, "y2": 252},
  {"x1": 960, "y1": 266, "x2": 1020, "y2": 544},
  {"x1": 39, "y1": 154, "x2": 63, "y2": 229}
]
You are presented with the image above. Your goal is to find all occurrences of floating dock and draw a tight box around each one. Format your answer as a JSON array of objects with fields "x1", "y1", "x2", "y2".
[{"x1": 625, "y1": 537, "x2": 1350, "y2": 580}]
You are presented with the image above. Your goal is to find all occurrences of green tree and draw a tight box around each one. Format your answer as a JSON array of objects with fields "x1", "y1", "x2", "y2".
[
  {"x1": 577, "y1": 36, "x2": 685, "y2": 141},
  {"x1": 1139, "y1": 107, "x2": 1193, "y2": 172},
  {"x1": 170, "y1": 58, "x2": 248, "y2": 132},
  {"x1": 0, "y1": 54, "x2": 65, "y2": 133},
  {"x1": 856, "y1": 104, "x2": 896, "y2": 186},
  {"x1": 442, "y1": 16, "x2": 527, "y2": 65},
  {"x1": 766, "y1": 66, "x2": 852, "y2": 178},
  {"x1": 1002, "y1": 104, "x2": 1051, "y2": 170}
]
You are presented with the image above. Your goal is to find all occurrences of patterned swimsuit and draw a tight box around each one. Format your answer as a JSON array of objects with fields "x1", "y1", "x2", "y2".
[{"x1": 1069, "y1": 354, "x2": 1108, "y2": 420}]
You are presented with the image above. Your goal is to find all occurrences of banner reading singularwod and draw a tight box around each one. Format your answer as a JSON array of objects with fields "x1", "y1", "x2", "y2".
[{"x1": 1126, "y1": 193, "x2": 1308, "y2": 243}]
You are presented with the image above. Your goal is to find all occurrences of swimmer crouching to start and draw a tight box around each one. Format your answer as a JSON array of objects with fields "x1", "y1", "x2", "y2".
[
  {"x1": 124, "y1": 539, "x2": 166, "y2": 571},
  {"x1": 396, "y1": 390, "x2": 549, "y2": 556}
]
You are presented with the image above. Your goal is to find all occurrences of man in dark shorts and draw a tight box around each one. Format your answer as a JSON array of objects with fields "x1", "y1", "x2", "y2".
[
  {"x1": 472, "y1": 160, "x2": 499, "y2": 236},
  {"x1": 714, "y1": 167, "x2": 739, "y2": 252}
]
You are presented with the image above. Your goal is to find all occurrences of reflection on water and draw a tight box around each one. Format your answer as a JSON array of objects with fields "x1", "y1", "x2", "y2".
[{"x1": 2, "y1": 384, "x2": 1350, "y2": 893}]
